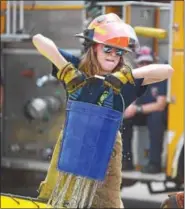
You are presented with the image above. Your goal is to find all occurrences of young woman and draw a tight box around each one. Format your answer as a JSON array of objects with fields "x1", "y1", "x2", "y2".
[{"x1": 33, "y1": 13, "x2": 174, "y2": 208}]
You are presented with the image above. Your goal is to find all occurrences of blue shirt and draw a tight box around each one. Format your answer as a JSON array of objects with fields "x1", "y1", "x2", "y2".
[
  {"x1": 136, "y1": 80, "x2": 167, "y2": 105},
  {"x1": 52, "y1": 49, "x2": 147, "y2": 112},
  {"x1": 132, "y1": 80, "x2": 167, "y2": 126}
]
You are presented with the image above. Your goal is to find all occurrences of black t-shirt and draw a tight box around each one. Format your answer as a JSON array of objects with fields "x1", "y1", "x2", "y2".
[{"x1": 52, "y1": 49, "x2": 147, "y2": 113}]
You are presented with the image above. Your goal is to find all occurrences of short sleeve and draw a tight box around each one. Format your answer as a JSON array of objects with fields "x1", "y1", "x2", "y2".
[
  {"x1": 157, "y1": 80, "x2": 167, "y2": 96},
  {"x1": 135, "y1": 78, "x2": 148, "y2": 98},
  {"x1": 52, "y1": 48, "x2": 80, "y2": 78}
]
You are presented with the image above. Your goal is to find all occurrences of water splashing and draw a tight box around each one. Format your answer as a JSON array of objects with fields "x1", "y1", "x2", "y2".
[{"x1": 47, "y1": 173, "x2": 101, "y2": 208}]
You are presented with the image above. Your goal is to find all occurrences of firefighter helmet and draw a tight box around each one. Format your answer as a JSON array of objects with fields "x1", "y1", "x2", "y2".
[{"x1": 75, "y1": 13, "x2": 139, "y2": 52}]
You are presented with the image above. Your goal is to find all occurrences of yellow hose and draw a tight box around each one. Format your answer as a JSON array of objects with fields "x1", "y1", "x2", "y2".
[
  {"x1": 1, "y1": 194, "x2": 54, "y2": 208},
  {"x1": 134, "y1": 26, "x2": 167, "y2": 39}
]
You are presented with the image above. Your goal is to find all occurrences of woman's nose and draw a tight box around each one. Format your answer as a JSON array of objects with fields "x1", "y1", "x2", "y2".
[{"x1": 110, "y1": 49, "x2": 117, "y2": 57}]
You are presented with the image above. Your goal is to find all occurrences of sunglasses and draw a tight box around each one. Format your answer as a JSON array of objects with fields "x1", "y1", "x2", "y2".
[{"x1": 103, "y1": 45, "x2": 125, "y2": 56}]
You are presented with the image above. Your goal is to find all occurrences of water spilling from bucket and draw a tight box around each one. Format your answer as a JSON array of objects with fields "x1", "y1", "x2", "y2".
[{"x1": 47, "y1": 172, "x2": 101, "y2": 208}]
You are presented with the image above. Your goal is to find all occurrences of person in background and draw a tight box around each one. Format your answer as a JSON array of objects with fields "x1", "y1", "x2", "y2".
[{"x1": 122, "y1": 46, "x2": 168, "y2": 174}]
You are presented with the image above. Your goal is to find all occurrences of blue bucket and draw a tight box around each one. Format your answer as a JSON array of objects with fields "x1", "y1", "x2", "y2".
[{"x1": 57, "y1": 100, "x2": 123, "y2": 181}]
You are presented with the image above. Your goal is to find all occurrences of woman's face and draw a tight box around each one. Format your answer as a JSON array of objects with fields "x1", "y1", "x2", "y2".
[{"x1": 95, "y1": 44, "x2": 123, "y2": 75}]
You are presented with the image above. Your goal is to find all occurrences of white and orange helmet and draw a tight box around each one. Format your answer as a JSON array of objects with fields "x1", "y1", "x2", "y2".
[{"x1": 75, "y1": 13, "x2": 139, "y2": 52}]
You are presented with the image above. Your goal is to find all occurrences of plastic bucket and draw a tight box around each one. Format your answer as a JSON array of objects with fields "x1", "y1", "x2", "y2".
[{"x1": 57, "y1": 100, "x2": 123, "y2": 181}]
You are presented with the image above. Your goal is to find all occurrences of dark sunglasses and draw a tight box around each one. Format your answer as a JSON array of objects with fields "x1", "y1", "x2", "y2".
[{"x1": 103, "y1": 45, "x2": 124, "y2": 56}]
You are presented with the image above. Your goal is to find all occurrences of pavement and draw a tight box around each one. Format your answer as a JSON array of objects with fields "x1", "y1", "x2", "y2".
[{"x1": 121, "y1": 182, "x2": 169, "y2": 208}]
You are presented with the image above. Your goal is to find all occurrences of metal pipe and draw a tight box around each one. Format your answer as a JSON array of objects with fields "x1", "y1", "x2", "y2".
[
  {"x1": 102, "y1": 5, "x2": 106, "y2": 15},
  {"x1": 2, "y1": 47, "x2": 81, "y2": 56},
  {"x1": 160, "y1": 7, "x2": 170, "y2": 11},
  {"x1": 19, "y1": 0, "x2": 24, "y2": 31},
  {"x1": 123, "y1": 4, "x2": 127, "y2": 22},
  {"x1": 124, "y1": 5, "x2": 131, "y2": 24},
  {"x1": 6, "y1": 0, "x2": 11, "y2": 34},
  {"x1": 153, "y1": 8, "x2": 160, "y2": 59},
  {"x1": 1, "y1": 157, "x2": 49, "y2": 171},
  {"x1": 12, "y1": 1, "x2": 17, "y2": 34},
  {"x1": 167, "y1": 2, "x2": 174, "y2": 103},
  {"x1": 97, "y1": 1, "x2": 171, "y2": 8},
  {"x1": 0, "y1": 34, "x2": 31, "y2": 42}
]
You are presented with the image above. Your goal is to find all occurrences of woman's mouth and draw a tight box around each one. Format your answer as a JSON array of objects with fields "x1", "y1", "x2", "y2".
[{"x1": 105, "y1": 59, "x2": 115, "y2": 63}]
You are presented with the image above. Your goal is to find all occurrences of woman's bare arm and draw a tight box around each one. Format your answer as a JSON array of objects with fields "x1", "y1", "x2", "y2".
[
  {"x1": 32, "y1": 34, "x2": 67, "y2": 70},
  {"x1": 132, "y1": 64, "x2": 174, "y2": 85}
]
